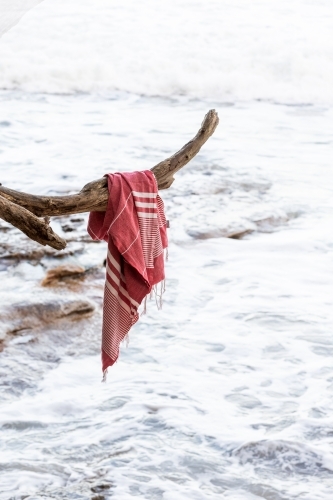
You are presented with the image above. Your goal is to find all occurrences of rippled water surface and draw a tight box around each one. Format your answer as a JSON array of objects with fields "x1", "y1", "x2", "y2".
[
  {"x1": 0, "y1": 93, "x2": 332, "y2": 500},
  {"x1": 1, "y1": 1, "x2": 333, "y2": 499}
]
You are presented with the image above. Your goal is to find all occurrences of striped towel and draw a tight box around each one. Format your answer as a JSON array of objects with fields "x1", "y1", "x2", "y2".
[{"x1": 87, "y1": 170, "x2": 168, "y2": 378}]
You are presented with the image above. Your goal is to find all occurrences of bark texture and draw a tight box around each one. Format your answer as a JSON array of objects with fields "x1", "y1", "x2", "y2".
[
  {"x1": 0, "y1": 110, "x2": 219, "y2": 250},
  {"x1": 0, "y1": 195, "x2": 67, "y2": 250}
]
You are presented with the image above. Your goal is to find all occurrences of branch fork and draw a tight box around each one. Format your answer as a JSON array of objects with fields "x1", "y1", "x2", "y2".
[{"x1": 0, "y1": 110, "x2": 219, "y2": 250}]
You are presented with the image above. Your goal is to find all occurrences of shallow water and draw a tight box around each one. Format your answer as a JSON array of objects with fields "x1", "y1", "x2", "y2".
[
  {"x1": 1, "y1": 93, "x2": 333, "y2": 499},
  {"x1": 1, "y1": 1, "x2": 333, "y2": 499}
]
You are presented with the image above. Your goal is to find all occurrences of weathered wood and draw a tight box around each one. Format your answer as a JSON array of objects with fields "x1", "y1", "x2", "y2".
[
  {"x1": 151, "y1": 108, "x2": 219, "y2": 190},
  {"x1": 0, "y1": 110, "x2": 219, "y2": 250},
  {"x1": 0, "y1": 178, "x2": 109, "y2": 218},
  {"x1": 0, "y1": 195, "x2": 66, "y2": 250}
]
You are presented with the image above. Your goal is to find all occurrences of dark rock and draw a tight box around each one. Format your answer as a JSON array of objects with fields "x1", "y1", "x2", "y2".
[
  {"x1": 41, "y1": 264, "x2": 86, "y2": 287},
  {"x1": 0, "y1": 294, "x2": 95, "y2": 341}
]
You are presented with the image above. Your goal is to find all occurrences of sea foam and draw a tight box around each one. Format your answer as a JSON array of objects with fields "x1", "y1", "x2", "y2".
[{"x1": 0, "y1": 0, "x2": 332, "y2": 104}]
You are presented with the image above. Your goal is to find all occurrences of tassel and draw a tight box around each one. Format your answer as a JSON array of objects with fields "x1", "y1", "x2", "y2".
[
  {"x1": 141, "y1": 295, "x2": 148, "y2": 316},
  {"x1": 151, "y1": 280, "x2": 166, "y2": 310},
  {"x1": 124, "y1": 333, "x2": 130, "y2": 347},
  {"x1": 102, "y1": 369, "x2": 108, "y2": 383}
]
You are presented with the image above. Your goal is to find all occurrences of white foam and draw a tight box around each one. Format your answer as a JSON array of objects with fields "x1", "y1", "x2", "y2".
[
  {"x1": 0, "y1": 0, "x2": 333, "y2": 103},
  {"x1": 1, "y1": 96, "x2": 333, "y2": 498}
]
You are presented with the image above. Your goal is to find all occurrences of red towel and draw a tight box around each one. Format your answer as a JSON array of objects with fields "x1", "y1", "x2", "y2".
[{"x1": 87, "y1": 170, "x2": 168, "y2": 377}]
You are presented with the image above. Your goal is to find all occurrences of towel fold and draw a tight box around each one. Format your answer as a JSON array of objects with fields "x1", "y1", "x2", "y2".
[{"x1": 88, "y1": 170, "x2": 168, "y2": 376}]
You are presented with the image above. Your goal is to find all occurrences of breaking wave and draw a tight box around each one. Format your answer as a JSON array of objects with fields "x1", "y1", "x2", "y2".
[
  {"x1": 232, "y1": 440, "x2": 333, "y2": 478},
  {"x1": 0, "y1": 0, "x2": 332, "y2": 103}
]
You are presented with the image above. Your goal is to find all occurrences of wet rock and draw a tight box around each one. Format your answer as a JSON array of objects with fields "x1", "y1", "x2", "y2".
[
  {"x1": 254, "y1": 214, "x2": 289, "y2": 233},
  {"x1": 0, "y1": 226, "x2": 85, "y2": 260},
  {"x1": 41, "y1": 264, "x2": 86, "y2": 287},
  {"x1": 0, "y1": 216, "x2": 92, "y2": 261},
  {"x1": 91, "y1": 483, "x2": 113, "y2": 493},
  {"x1": 0, "y1": 293, "x2": 95, "y2": 341},
  {"x1": 228, "y1": 229, "x2": 254, "y2": 239},
  {"x1": 187, "y1": 225, "x2": 255, "y2": 240}
]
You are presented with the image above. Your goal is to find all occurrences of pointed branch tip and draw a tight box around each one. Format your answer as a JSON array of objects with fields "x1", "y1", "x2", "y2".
[{"x1": 0, "y1": 110, "x2": 219, "y2": 250}]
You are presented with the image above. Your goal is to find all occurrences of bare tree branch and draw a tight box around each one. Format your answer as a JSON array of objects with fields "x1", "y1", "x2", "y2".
[
  {"x1": 151, "y1": 109, "x2": 219, "y2": 190},
  {"x1": 0, "y1": 110, "x2": 219, "y2": 250},
  {"x1": 0, "y1": 195, "x2": 67, "y2": 250}
]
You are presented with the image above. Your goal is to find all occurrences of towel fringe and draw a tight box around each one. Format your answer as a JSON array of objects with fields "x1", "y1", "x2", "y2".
[
  {"x1": 139, "y1": 275, "x2": 167, "y2": 316},
  {"x1": 102, "y1": 369, "x2": 108, "y2": 383},
  {"x1": 124, "y1": 333, "x2": 130, "y2": 347}
]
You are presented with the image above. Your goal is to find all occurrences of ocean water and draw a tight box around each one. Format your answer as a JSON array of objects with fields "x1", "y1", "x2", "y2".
[
  {"x1": 0, "y1": 0, "x2": 333, "y2": 103},
  {"x1": 0, "y1": 1, "x2": 333, "y2": 499}
]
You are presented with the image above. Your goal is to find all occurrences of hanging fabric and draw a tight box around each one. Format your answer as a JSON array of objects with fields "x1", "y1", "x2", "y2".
[{"x1": 88, "y1": 170, "x2": 168, "y2": 379}]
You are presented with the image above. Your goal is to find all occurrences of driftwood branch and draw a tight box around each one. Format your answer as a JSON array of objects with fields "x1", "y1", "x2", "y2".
[
  {"x1": 0, "y1": 110, "x2": 219, "y2": 250},
  {"x1": 0, "y1": 196, "x2": 67, "y2": 250}
]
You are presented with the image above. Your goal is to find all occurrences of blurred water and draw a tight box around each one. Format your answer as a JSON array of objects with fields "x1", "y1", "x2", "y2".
[
  {"x1": 1, "y1": 93, "x2": 333, "y2": 499},
  {"x1": 0, "y1": 0, "x2": 333, "y2": 103},
  {"x1": 1, "y1": 1, "x2": 333, "y2": 499}
]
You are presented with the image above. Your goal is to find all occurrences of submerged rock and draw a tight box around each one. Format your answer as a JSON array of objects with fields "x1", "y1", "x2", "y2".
[
  {"x1": 0, "y1": 216, "x2": 91, "y2": 261},
  {"x1": 187, "y1": 224, "x2": 255, "y2": 240},
  {"x1": 0, "y1": 293, "x2": 95, "y2": 341},
  {"x1": 41, "y1": 264, "x2": 86, "y2": 287}
]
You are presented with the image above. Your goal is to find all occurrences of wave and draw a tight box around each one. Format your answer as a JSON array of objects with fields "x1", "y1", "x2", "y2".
[
  {"x1": 0, "y1": 0, "x2": 332, "y2": 103},
  {"x1": 232, "y1": 439, "x2": 333, "y2": 478}
]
